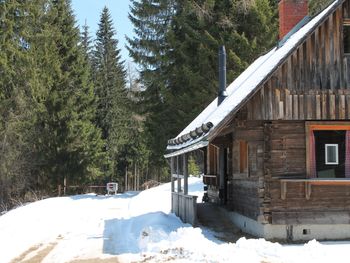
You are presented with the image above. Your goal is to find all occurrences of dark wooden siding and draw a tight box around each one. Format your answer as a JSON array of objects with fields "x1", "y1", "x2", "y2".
[
  {"x1": 206, "y1": 144, "x2": 220, "y2": 203},
  {"x1": 245, "y1": 87, "x2": 350, "y2": 121},
  {"x1": 242, "y1": 2, "x2": 350, "y2": 121},
  {"x1": 211, "y1": 1, "x2": 350, "y2": 225},
  {"x1": 269, "y1": 179, "x2": 350, "y2": 224},
  {"x1": 227, "y1": 121, "x2": 266, "y2": 221},
  {"x1": 265, "y1": 121, "x2": 306, "y2": 177}
]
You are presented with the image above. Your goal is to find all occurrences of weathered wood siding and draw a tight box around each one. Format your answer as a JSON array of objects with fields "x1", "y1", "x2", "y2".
[
  {"x1": 269, "y1": 179, "x2": 350, "y2": 224},
  {"x1": 242, "y1": 2, "x2": 350, "y2": 121},
  {"x1": 227, "y1": 121, "x2": 265, "y2": 221},
  {"x1": 205, "y1": 144, "x2": 220, "y2": 203},
  {"x1": 246, "y1": 87, "x2": 350, "y2": 121},
  {"x1": 210, "y1": 1, "x2": 350, "y2": 225},
  {"x1": 264, "y1": 121, "x2": 306, "y2": 177}
]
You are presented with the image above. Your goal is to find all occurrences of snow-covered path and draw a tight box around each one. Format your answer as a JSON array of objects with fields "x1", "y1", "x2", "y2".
[{"x1": 1, "y1": 177, "x2": 350, "y2": 263}]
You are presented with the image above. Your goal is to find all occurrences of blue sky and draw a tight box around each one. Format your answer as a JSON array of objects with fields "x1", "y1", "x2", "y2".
[{"x1": 71, "y1": 0, "x2": 134, "y2": 63}]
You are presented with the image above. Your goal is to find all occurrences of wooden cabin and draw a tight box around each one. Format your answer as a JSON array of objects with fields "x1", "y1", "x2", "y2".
[{"x1": 165, "y1": 0, "x2": 350, "y2": 241}]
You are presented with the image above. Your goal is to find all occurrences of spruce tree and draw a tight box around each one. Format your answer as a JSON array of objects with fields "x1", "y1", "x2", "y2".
[
  {"x1": 127, "y1": 0, "x2": 176, "y2": 168},
  {"x1": 32, "y1": 0, "x2": 105, "y2": 188},
  {"x1": 0, "y1": 0, "x2": 44, "y2": 203},
  {"x1": 93, "y1": 7, "x2": 129, "y2": 180},
  {"x1": 128, "y1": 0, "x2": 278, "y2": 173},
  {"x1": 81, "y1": 21, "x2": 93, "y2": 64},
  {"x1": 309, "y1": 0, "x2": 334, "y2": 16}
]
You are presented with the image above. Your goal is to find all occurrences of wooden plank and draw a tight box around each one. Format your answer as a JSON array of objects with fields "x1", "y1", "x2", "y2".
[
  {"x1": 300, "y1": 44, "x2": 305, "y2": 91},
  {"x1": 326, "y1": 14, "x2": 335, "y2": 90},
  {"x1": 275, "y1": 88, "x2": 282, "y2": 119},
  {"x1": 322, "y1": 91, "x2": 327, "y2": 119},
  {"x1": 281, "y1": 181, "x2": 287, "y2": 200},
  {"x1": 235, "y1": 129, "x2": 264, "y2": 141},
  {"x1": 285, "y1": 89, "x2": 292, "y2": 119},
  {"x1": 329, "y1": 93, "x2": 336, "y2": 119},
  {"x1": 320, "y1": 22, "x2": 327, "y2": 89},
  {"x1": 325, "y1": 16, "x2": 332, "y2": 89},
  {"x1": 293, "y1": 94, "x2": 299, "y2": 120},
  {"x1": 268, "y1": 83, "x2": 273, "y2": 120},
  {"x1": 339, "y1": 94, "x2": 346, "y2": 119},
  {"x1": 255, "y1": 92, "x2": 262, "y2": 120},
  {"x1": 293, "y1": 51, "x2": 299, "y2": 91},
  {"x1": 247, "y1": 101, "x2": 253, "y2": 120},
  {"x1": 333, "y1": 9, "x2": 341, "y2": 89},
  {"x1": 260, "y1": 87, "x2": 265, "y2": 119},
  {"x1": 316, "y1": 94, "x2": 321, "y2": 119},
  {"x1": 299, "y1": 94, "x2": 304, "y2": 119},
  {"x1": 307, "y1": 94, "x2": 313, "y2": 119},
  {"x1": 306, "y1": 36, "x2": 312, "y2": 90},
  {"x1": 339, "y1": 8, "x2": 345, "y2": 88},
  {"x1": 287, "y1": 57, "x2": 293, "y2": 90},
  {"x1": 311, "y1": 28, "x2": 320, "y2": 89}
]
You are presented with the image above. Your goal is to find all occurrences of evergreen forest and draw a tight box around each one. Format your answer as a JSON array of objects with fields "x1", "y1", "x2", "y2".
[{"x1": 0, "y1": 0, "x2": 330, "y2": 211}]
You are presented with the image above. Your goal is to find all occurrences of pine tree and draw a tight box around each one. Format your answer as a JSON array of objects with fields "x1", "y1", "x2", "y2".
[
  {"x1": 127, "y1": 0, "x2": 176, "y2": 169},
  {"x1": 93, "y1": 7, "x2": 130, "y2": 180},
  {"x1": 128, "y1": 0, "x2": 277, "y2": 172},
  {"x1": 0, "y1": 0, "x2": 45, "y2": 203},
  {"x1": 81, "y1": 21, "x2": 93, "y2": 64},
  {"x1": 309, "y1": 0, "x2": 333, "y2": 16},
  {"x1": 31, "y1": 0, "x2": 105, "y2": 188}
]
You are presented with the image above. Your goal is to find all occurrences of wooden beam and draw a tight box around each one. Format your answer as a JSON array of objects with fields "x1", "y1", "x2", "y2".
[
  {"x1": 177, "y1": 156, "x2": 181, "y2": 193},
  {"x1": 183, "y1": 153, "x2": 188, "y2": 195},
  {"x1": 171, "y1": 157, "x2": 175, "y2": 192},
  {"x1": 280, "y1": 179, "x2": 350, "y2": 200}
]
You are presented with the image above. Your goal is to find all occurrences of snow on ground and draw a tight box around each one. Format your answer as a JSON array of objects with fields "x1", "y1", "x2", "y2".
[{"x1": 1, "y1": 177, "x2": 350, "y2": 263}]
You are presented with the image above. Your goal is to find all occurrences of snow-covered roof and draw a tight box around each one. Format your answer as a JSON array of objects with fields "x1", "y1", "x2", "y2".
[{"x1": 165, "y1": 0, "x2": 344, "y2": 156}]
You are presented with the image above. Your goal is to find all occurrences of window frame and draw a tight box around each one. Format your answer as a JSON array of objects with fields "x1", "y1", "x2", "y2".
[
  {"x1": 305, "y1": 122, "x2": 350, "y2": 178},
  {"x1": 325, "y1": 143, "x2": 339, "y2": 165}
]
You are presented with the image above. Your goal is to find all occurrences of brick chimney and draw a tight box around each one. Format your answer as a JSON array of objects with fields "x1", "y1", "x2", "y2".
[{"x1": 279, "y1": 0, "x2": 309, "y2": 40}]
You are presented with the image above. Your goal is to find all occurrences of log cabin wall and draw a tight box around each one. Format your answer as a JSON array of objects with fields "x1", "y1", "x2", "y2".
[
  {"x1": 264, "y1": 121, "x2": 306, "y2": 178},
  {"x1": 268, "y1": 179, "x2": 350, "y2": 224},
  {"x1": 207, "y1": 0, "x2": 350, "y2": 224},
  {"x1": 234, "y1": 1, "x2": 350, "y2": 224},
  {"x1": 205, "y1": 144, "x2": 220, "y2": 203},
  {"x1": 243, "y1": 1, "x2": 350, "y2": 121},
  {"x1": 226, "y1": 120, "x2": 265, "y2": 221},
  {"x1": 263, "y1": 121, "x2": 307, "y2": 224}
]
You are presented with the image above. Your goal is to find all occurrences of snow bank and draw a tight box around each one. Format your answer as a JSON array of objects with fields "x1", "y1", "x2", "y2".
[{"x1": 1, "y1": 176, "x2": 350, "y2": 262}]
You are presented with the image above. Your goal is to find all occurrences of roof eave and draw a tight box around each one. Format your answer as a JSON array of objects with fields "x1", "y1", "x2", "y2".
[{"x1": 164, "y1": 140, "x2": 209, "y2": 158}]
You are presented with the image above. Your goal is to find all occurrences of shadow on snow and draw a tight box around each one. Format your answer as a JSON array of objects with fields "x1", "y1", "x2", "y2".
[{"x1": 102, "y1": 211, "x2": 184, "y2": 255}]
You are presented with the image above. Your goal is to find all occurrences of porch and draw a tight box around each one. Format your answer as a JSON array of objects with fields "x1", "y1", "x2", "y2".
[{"x1": 169, "y1": 154, "x2": 198, "y2": 225}]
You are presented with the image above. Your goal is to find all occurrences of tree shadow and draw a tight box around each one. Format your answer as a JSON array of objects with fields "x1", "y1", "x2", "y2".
[{"x1": 102, "y1": 212, "x2": 184, "y2": 255}]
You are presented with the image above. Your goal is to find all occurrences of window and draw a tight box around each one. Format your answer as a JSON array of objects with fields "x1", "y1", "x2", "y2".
[
  {"x1": 305, "y1": 122, "x2": 350, "y2": 178},
  {"x1": 239, "y1": 141, "x2": 248, "y2": 173},
  {"x1": 325, "y1": 144, "x2": 339, "y2": 165},
  {"x1": 344, "y1": 19, "x2": 350, "y2": 54}
]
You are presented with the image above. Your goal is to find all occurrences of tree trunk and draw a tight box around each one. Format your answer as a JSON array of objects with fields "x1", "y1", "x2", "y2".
[
  {"x1": 134, "y1": 162, "x2": 137, "y2": 191},
  {"x1": 125, "y1": 165, "x2": 128, "y2": 192}
]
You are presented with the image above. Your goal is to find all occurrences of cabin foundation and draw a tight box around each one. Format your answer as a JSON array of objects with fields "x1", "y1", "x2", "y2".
[{"x1": 229, "y1": 211, "x2": 350, "y2": 241}]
